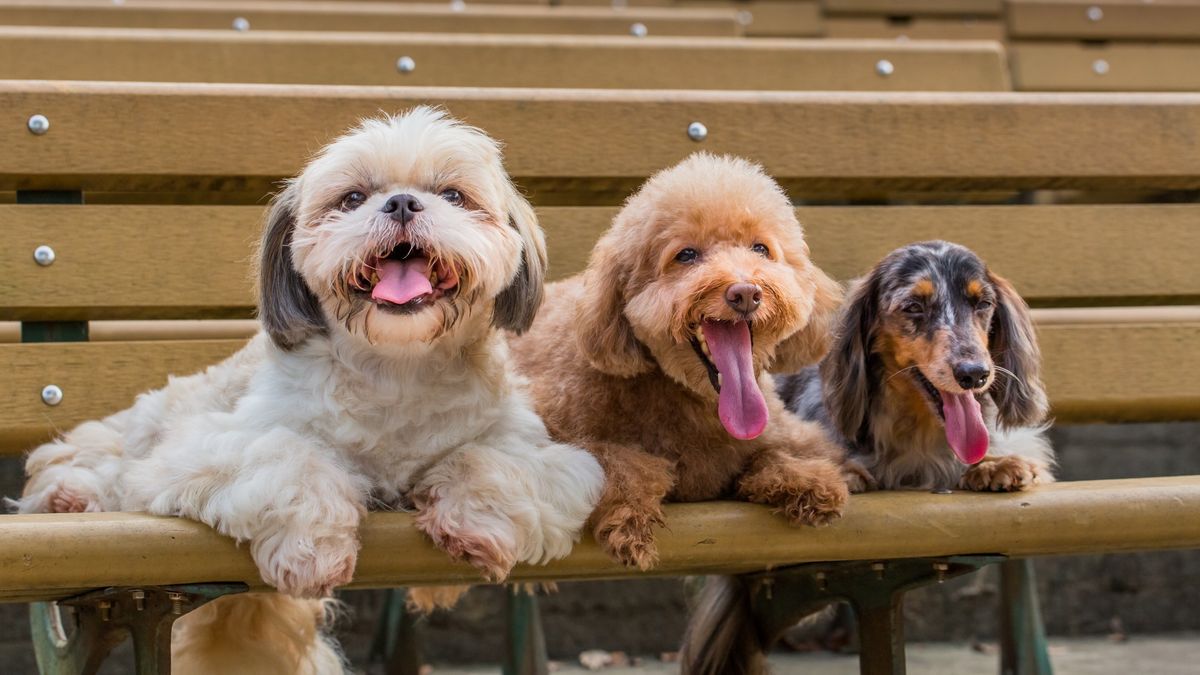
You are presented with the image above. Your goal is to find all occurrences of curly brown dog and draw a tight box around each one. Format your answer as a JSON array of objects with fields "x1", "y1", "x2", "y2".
[{"x1": 509, "y1": 153, "x2": 854, "y2": 570}]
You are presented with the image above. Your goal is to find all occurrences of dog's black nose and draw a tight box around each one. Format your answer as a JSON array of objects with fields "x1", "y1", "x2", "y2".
[
  {"x1": 953, "y1": 362, "x2": 991, "y2": 390},
  {"x1": 380, "y1": 193, "x2": 424, "y2": 225},
  {"x1": 725, "y1": 283, "x2": 762, "y2": 316}
]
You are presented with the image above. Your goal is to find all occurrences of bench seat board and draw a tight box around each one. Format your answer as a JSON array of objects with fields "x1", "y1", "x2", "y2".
[
  {"x1": 1008, "y1": 0, "x2": 1200, "y2": 41},
  {"x1": 1012, "y1": 43, "x2": 1200, "y2": 92},
  {"x1": 0, "y1": 0, "x2": 740, "y2": 36},
  {"x1": 0, "y1": 476, "x2": 1197, "y2": 601},
  {"x1": 0, "y1": 28, "x2": 1010, "y2": 91},
  {"x1": 823, "y1": 16, "x2": 1006, "y2": 40},
  {"x1": 5, "y1": 82, "x2": 1200, "y2": 196},
  {"x1": 3, "y1": 204, "x2": 1197, "y2": 320},
  {"x1": 1, "y1": 316, "x2": 1196, "y2": 451},
  {"x1": 822, "y1": 0, "x2": 1002, "y2": 15}
]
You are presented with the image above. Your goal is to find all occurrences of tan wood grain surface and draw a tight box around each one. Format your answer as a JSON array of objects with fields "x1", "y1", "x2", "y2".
[
  {"x1": 5, "y1": 82, "x2": 1200, "y2": 197},
  {"x1": 824, "y1": 15, "x2": 1005, "y2": 39},
  {"x1": 0, "y1": 0, "x2": 740, "y2": 36},
  {"x1": 1, "y1": 476, "x2": 1198, "y2": 599},
  {"x1": 2, "y1": 315, "x2": 1196, "y2": 452},
  {"x1": 0, "y1": 28, "x2": 1011, "y2": 91},
  {"x1": 1008, "y1": 0, "x2": 1200, "y2": 40},
  {"x1": 4, "y1": 204, "x2": 1197, "y2": 319},
  {"x1": 822, "y1": 0, "x2": 1002, "y2": 15},
  {"x1": 1012, "y1": 43, "x2": 1200, "y2": 92}
]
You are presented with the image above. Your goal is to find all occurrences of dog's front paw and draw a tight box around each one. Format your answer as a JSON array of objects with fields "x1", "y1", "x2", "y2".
[
  {"x1": 592, "y1": 504, "x2": 663, "y2": 571},
  {"x1": 253, "y1": 532, "x2": 359, "y2": 598},
  {"x1": 841, "y1": 459, "x2": 878, "y2": 494},
  {"x1": 960, "y1": 456, "x2": 1041, "y2": 492},
  {"x1": 415, "y1": 498, "x2": 518, "y2": 582},
  {"x1": 778, "y1": 476, "x2": 848, "y2": 527},
  {"x1": 740, "y1": 457, "x2": 849, "y2": 527}
]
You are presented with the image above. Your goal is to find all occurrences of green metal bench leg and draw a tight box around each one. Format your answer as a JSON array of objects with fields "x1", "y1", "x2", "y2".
[
  {"x1": 504, "y1": 588, "x2": 548, "y2": 675},
  {"x1": 31, "y1": 583, "x2": 246, "y2": 675},
  {"x1": 369, "y1": 588, "x2": 424, "y2": 675},
  {"x1": 1000, "y1": 559, "x2": 1054, "y2": 675}
]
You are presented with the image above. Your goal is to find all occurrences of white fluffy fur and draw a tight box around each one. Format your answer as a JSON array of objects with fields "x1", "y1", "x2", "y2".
[{"x1": 14, "y1": 108, "x2": 604, "y2": 673}]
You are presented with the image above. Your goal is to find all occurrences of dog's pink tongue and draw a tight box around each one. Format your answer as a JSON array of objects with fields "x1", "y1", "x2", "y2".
[
  {"x1": 371, "y1": 258, "x2": 432, "y2": 305},
  {"x1": 702, "y1": 320, "x2": 768, "y2": 440},
  {"x1": 942, "y1": 391, "x2": 989, "y2": 464}
]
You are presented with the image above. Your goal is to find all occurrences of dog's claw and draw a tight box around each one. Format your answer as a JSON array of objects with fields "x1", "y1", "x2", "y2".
[{"x1": 960, "y1": 455, "x2": 1040, "y2": 492}]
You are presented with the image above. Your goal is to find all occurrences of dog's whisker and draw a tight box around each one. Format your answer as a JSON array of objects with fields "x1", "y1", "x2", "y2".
[{"x1": 884, "y1": 366, "x2": 919, "y2": 384}]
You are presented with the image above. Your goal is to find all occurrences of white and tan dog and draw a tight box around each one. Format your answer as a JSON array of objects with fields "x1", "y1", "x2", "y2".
[{"x1": 13, "y1": 108, "x2": 604, "y2": 674}]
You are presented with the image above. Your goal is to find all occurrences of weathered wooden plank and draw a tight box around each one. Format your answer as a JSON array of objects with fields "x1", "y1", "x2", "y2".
[
  {"x1": 4, "y1": 82, "x2": 1200, "y2": 197},
  {"x1": 0, "y1": 28, "x2": 1010, "y2": 91},
  {"x1": 822, "y1": 0, "x2": 1002, "y2": 15},
  {"x1": 1012, "y1": 43, "x2": 1200, "y2": 92},
  {"x1": 824, "y1": 15, "x2": 1004, "y2": 39},
  {"x1": 2, "y1": 476, "x2": 1199, "y2": 600},
  {"x1": 4, "y1": 204, "x2": 1197, "y2": 319},
  {"x1": 0, "y1": 0, "x2": 740, "y2": 36},
  {"x1": 1008, "y1": 0, "x2": 1200, "y2": 41},
  {"x1": 2, "y1": 316, "x2": 1196, "y2": 451}
]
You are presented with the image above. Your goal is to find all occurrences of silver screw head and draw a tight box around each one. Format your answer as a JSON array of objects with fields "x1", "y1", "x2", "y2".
[
  {"x1": 450, "y1": 0, "x2": 466, "y2": 11},
  {"x1": 41, "y1": 385, "x2": 63, "y2": 406},
  {"x1": 875, "y1": 59, "x2": 895, "y2": 77},
  {"x1": 27, "y1": 114, "x2": 49, "y2": 135},
  {"x1": 33, "y1": 245, "x2": 55, "y2": 266},
  {"x1": 232, "y1": 16, "x2": 250, "y2": 31},
  {"x1": 396, "y1": 56, "x2": 416, "y2": 73},
  {"x1": 687, "y1": 121, "x2": 707, "y2": 142},
  {"x1": 1093, "y1": 58, "x2": 1110, "y2": 75},
  {"x1": 611, "y1": 0, "x2": 627, "y2": 8},
  {"x1": 630, "y1": 22, "x2": 648, "y2": 37},
  {"x1": 736, "y1": 10, "x2": 753, "y2": 26},
  {"x1": 1087, "y1": 5, "x2": 1103, "y2": 21}
]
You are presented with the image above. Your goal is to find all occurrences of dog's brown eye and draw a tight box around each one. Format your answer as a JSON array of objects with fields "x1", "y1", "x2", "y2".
[
  {"x1": 902, "y1": 301, "x2": 925, "y2": 316},
  {"x1": 340, "y1": 191, "x2": 367, "y2": 211},
  {"x1": 675, "y1": 248, "x2": 699, "y2": 264},
  {"x1": 439, "y1": 188, "x2": 464, "y2": 206},
  {"x1": 751, "y1": 243, "x2": 769, "y2": 257},
  {"x1": 975, "y1": 300, "x2": 993, "y2": 312}
]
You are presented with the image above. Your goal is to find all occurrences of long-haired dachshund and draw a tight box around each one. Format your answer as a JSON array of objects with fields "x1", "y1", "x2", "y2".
[{"x1": 681, "y1": 241, "x2": 1054, "y2": 675}]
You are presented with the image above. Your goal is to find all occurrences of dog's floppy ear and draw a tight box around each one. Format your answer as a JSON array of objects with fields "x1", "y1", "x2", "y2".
[
  {"x1": 492, "y1": 182, "x2": 547, "y2": 334},
  {"x1": 987, "y1": 271, "x2": 1049, "y2": 428},
  {"x1": 574, "y1": 228, "x2": 654, "y2": 377},
  {"x1": 770, "y1": 267, "x2": 844, "y2": 373},
  {"x1": 257, "y1": 183, "x2": 326, "y2": 350},
  {"x1": 819, "y1": 271, "x2": 880, "y2": 446}
]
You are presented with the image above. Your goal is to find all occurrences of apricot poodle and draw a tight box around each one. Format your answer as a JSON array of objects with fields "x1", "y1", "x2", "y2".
[{"x1": 509, "y1": 153, "x2": 855, "y2": 570}]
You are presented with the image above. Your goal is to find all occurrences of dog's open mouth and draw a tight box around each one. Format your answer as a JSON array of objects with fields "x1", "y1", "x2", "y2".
[
  {"x1": 353, "y1": 243, "x2": 459, "y2": 314},
  {"x1": 910, "y1": 369, "x2": 989, "y2": 465},
  {"x1": 689, "y1": 320, "x2": 768, "y2": 441}
]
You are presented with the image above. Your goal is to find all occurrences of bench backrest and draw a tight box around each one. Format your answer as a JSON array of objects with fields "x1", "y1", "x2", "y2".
[{"x1": 2, "y1": 82, "x2": 1198, "y2": 456}]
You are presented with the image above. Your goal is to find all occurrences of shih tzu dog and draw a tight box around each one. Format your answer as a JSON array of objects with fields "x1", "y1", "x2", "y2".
[{"x1": 14, "y1": 108, "x2": 604, "y2": 674}]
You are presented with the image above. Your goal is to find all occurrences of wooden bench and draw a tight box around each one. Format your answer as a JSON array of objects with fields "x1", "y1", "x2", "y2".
[
  {"x1": 0, "y1": 0, "x2": 743, "y2": 36},
  {"x1": 558, "y1": 0, "x2": 824, "y2": 38},
  {"x1": 822, "y1": 0, "x2": 1005, "y2": 40},
  {"x1": 1008, "y1": 0, "x2": 1200, "y2": 91},
  {"x1": 0, "y1": 27, "x2": 1012, "y2": 91},
  {"x1": 2, "y1": 81, "x2": 1199, "y2": 674}
]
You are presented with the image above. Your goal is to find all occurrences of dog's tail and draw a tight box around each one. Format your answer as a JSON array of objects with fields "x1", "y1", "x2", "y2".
[
  {"x1": 679, "y1": 575, "x2": 768, "y2": 675},
  {"x1": 173, "y1": 592, "x2": 346, "y2": 675}
]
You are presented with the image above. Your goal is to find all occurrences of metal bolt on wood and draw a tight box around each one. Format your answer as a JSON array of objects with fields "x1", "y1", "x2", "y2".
[
  {"x1": 168, "y1": 592, "x2": 185, "y2": 615},
  {"x1": 33, "y1": 245, "x2": 55, "y2": 266},
  {"x1": 396, "y1": 56, "x2": 416, "y2": 74},
  {"x1": 232, "y1": 17, "x2": 250, "y2": 31},
  {"x1": 97, "y1": 601, "x2": 111, "y2": 622},
  {"x1": 872, "y1": 562, "x2": 886, "y2": 580},
  {"x1": 876, "y1": 59, "x2": 895, "y2": 77},
  {"x1": 131, "y1": 590, "x2": 145, "y2": 611},
  {"x1": 1093, "y1": 59, "x2": 1110, "y2": 75},
  {"x1": 815, "y1": 571, "x2": 827, "y2": 591},
  {"x1": 1087, "y1": 6, "x2": 1103, "y2": 21},
  {"x1": 27, "y1": 114, "x2": 49, "y2": 135},
  {"x1": 934, "y1": 562, "x2": 950, "y2": 583},
  {"x1": 630, "y1": 22, "x2": 648, "y2": 37},
  {"x1": 41, "y1": 385, "x2": 63, "y2": 406},
  {"x1": 687, "y1": 121, "x2": 707, "y2": 141}
]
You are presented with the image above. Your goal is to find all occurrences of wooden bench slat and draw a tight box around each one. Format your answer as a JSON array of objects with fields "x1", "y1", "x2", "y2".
[
  {"x1": 0, "y1": 28, "x2": 1011, "y2": 91},
  {"x1": 822, "y1": 0, "x2": 1002, "y2": 15},
  {"x1": 0, "y1": 0, "x2": 740, "y2": 36},
  {"x1": 2, "y1": 316, "x2": 1195, "y2": 451},
  {"x1": 1012, "y1": 44, "x2": 1200, "y2": 92},
  {"x1": 1008, "y1": 0, "x2": 1200, "y2": 41},
  {"x1": 5, "y1": 82, "x2": 1200, "y2": 197},
  {"x1": 823, "y1": 15, "x2": 1005, "y2": 39},
  {"x1": 4, "y1": 204, "x2": 1197, "y2": 319},
  {"x1": 1, "y1": 476, "x2": 1198, "y2": 601}
]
